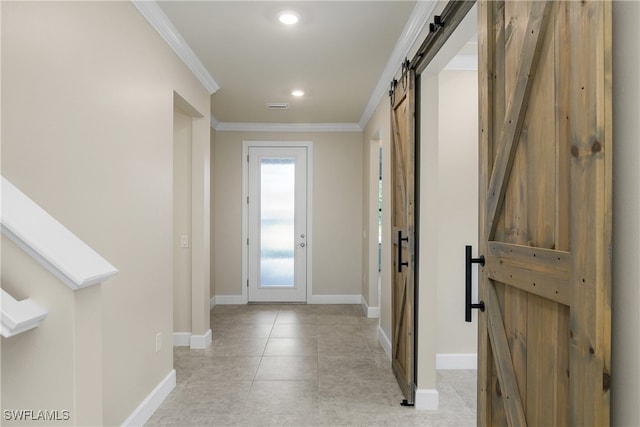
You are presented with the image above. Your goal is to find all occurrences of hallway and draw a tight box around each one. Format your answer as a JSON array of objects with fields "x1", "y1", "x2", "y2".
[{"x1": 147, "y1": 304, "x2": 476, "y2": 426}]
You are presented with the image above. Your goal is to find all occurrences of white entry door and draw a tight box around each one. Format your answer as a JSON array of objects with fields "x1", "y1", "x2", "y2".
[{"x1": 247, "y1": 145, "x2": 308, "y2": 302}]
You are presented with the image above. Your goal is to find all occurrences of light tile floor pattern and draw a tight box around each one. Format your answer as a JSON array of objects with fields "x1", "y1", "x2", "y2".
[{"x1": 147, "y1": 304, "x2": 476, "y2": 426}]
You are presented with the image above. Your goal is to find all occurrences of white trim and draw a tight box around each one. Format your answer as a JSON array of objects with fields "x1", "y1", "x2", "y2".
[
  {"x1": 210, "y1": 114, "x2": 219, "y2": 131},
  {"x1": 131, "y1": 1, "x2": 219, "y2": 94},
  {"x1": 436, "y1": 353, "x2": 477, "y2": 370},
  {"x1": 1, "y1": 177, "x2": 118, "y2": 291},
  {"x1": 378, "y1": 326, "x2": 392, "y2": 360},
  {"x1": 307, "y1": 294, "x2": 361, "y2": 305},
  {"x1": 121, "y1": 369, "x2": 176, "y2": 427},
  {"x1": 360, "y1": 295, "x2": 380, "y2": 318},
  {"x1": 209, "y1": 296, "x2": 216, "y2": 309},
  {"x1": 414, "y1": 388, "x2": 439, "y2": 411},
  {"x1": 214, "y1": 122, "x2": 361, "y2": 133},
  {"x1": 214, "y1": 295, "x2": 244, "y2": 305},
  {"x1": 189, "y1": 329, "x2": 212, "y2": 349},
  {"x1": 172, "y1": 332, "x2": 191, "y2": 347},
  {"x1": 0, "y1": 289, "x2": 48, "y2": 338},
  {"x1": 359, "y1": 0, "x2": 437, "y2": 128}
]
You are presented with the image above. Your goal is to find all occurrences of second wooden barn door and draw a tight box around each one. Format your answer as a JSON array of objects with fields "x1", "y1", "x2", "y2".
[
  {"x1": 476, "y1": 1, "x2": 611, "y2": 426},
  {"x1": 390, "y1": 64, "x2": 416, "y2": 404}
]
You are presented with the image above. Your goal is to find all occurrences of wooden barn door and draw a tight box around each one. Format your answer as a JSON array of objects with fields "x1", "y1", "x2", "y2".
[
  {"x1": 476, "y1": 1, "x2": 611, "y2": 425},
  {"x1": 390, "y1": 64, "x2": 416, "y2": 403}
]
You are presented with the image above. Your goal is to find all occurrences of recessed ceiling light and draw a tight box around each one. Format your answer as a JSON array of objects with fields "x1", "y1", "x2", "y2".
[
  {"x1": 279, "y1": 11, "x2": 300, "y2": 25},
  {"x1": 291, "y1": 89, "x2": 305, "y2": 97}
]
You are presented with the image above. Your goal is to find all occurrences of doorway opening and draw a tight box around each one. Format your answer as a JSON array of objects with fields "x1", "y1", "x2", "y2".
[
  {"x1": 389, "y1": 1, "x2": 478, "y2": 409},
  {"x1": 173, "y1": 108, "x2": 193, "y2": 341}
]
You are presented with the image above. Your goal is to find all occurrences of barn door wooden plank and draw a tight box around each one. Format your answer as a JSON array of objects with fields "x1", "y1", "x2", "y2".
[
  {"x1": 477, "y1": 1, "x2": 499, "y2": 424},
  {"x1": 567, "y1": 1, "x2": 612, "y2": 425},
  {"x1": 551, "y1": 6, "x2": 571, "y2": 424},
  {"x1": 501, "y1": 2, "x2": 531, "y2": 420}
]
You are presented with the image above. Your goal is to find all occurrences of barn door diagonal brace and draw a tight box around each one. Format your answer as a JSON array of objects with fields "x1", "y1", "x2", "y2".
[
  {"x1": 486, "y1": 283, "x2": 528, "y2": 426},
  {"x1": 485, "y1": 1, "x2": 553, "y2": 240}
]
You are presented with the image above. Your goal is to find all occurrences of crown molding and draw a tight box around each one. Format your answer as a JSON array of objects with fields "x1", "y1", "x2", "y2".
[
  {"x1": 210, "y1": 114, "x2": 220, "y2": 130},
  {"x1": 212, "y1": 121, "x2": 362, "y2": 133},
  {"x1": 132, "y1": 1, "x2": 219, "y2": 94},
  {"x1": 359, "y1": 0, "x2": 437, "y2": 129}
]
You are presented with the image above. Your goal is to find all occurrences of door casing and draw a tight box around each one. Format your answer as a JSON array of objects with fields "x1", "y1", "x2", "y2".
[{"x1": 241, "y1": 140, "x2": 313, "y2": 304}]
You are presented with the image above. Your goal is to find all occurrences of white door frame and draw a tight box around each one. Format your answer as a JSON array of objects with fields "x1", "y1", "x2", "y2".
[{"x1": 241, "y1": 140, "x2": 313, "y2": 304}]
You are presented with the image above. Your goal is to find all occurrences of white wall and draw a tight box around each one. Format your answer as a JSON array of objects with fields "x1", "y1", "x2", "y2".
[
  {"x1": 436, "y1": 70, "x2": 478, "y2": 356},
  {"x1": 611, "y1": 1, "x2": 640, "y2": 425},
  {"x1": 211, "y1": 131, "x2": 363, "y2": 300},
  {"x1": 1, "y1": 2, "x2": 210, "y2": 424},
  {"x1": 2, "y1": 239, "x2": 85, "y2": 426}
]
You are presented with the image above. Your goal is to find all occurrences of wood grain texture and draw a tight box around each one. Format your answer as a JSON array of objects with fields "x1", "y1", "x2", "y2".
[
  {"x1": 486, "y1": 283, "x2": 527, "y2": 427},
  {"x1": 476, "y1": 1, "x2": 494, "y2": 424},
  {"x1": 486, "y1": 1, "x2": 552, "y2": 241},
  {"x1": 567, "y1": 1, "x2": 612, "y2": 425},
  {"x1": 502, "y1": 3, "x2": 531, "y2": 419},
  {"x1": 486, "y1": 242, "x2": 570, "y2": 305},
  {"x1": 390, "y1": 69, "x2": 416, "y2": 402},
  {"x1": 477, "y1": 1, "x2": 610, "y2": 425}
]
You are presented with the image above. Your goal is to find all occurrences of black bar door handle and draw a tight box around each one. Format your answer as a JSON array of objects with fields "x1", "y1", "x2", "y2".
[
  {"x1": 465, "y1": 245, "x2": 485, "y2": 322},
  {"x1": 397, "y1": 230, "x2": 409, "y2": 273}
]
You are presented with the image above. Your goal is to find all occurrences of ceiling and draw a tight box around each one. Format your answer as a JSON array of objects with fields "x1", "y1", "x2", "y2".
[{"x1": 153, "y1": 1, "x2": 421, "y2": 127}]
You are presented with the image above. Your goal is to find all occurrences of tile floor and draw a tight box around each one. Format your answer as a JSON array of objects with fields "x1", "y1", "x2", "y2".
[{"x1": 147, "y1": 304, "x2": 476, "y2": 426}]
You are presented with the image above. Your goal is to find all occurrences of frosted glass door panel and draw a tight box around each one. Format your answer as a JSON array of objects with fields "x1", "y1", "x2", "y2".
[
  {"x1": 247, "y1": 144, "x2": 308, "y2": 302},
  {"x1": 260, "y1": 159, "x2": 295, "y2": 287}
]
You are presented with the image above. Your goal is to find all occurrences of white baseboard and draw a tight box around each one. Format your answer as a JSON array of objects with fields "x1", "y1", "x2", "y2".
[
  {"x1": 121, "y1": 369, "x2": 176, "y2": 426},
  {"x1": 436, "y1": 353, "x2": 477, "y2": 370},
  {"x1": 415, "y1": 388, "x2": 439, "y2": 410},
  {"x1": 307, "y1": 294, "x2": 361, "y2": 304},
  {"x1": 214, "y1": 295, "x2": 244, "y2": 305},
  {"x1": 213, "y1": 294, "x2": 363, "y2": 305},
  {"x1": 209, "y1": 296, "x2": 216, "y2": 309},
  {"x1": 360, "y1": 296, "x2": 380, "y2": 318},
  {"x1": 189, "y1": 329, "x2": 212, "y2": 349},
  {"x1": 172, "y1": 332, "x2": 191, "y2": 347},
  {"x1": 377, "y1": 326, "x2": 392, "y2": 360}
]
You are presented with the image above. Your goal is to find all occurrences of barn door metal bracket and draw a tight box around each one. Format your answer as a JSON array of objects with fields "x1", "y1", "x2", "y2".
[
  {"x1": 465, "y1": 245, "x2": 485, "y2": 322},
  {"x1": 400, "y1": 399, "x2": 415, "y2": 407},
  {"x1": 429, "y1": 15, "x2": 443, "y2": 33},
  {"x1": 397, "y1": 230, "x2": 410, "y2": 273}
]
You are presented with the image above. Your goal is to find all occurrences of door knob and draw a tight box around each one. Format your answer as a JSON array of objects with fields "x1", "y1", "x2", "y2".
[{"x1": 299, "y1": 243, "x2": 306, "y2": 247}]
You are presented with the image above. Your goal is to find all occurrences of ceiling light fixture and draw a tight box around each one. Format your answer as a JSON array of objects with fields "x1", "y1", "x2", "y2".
[
  {"x1": 291, "y1": 89, "x2": 304, "y2": 97},
  {"x1": 278, "y1": 11, "x2": 300, "y2": 25}
]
